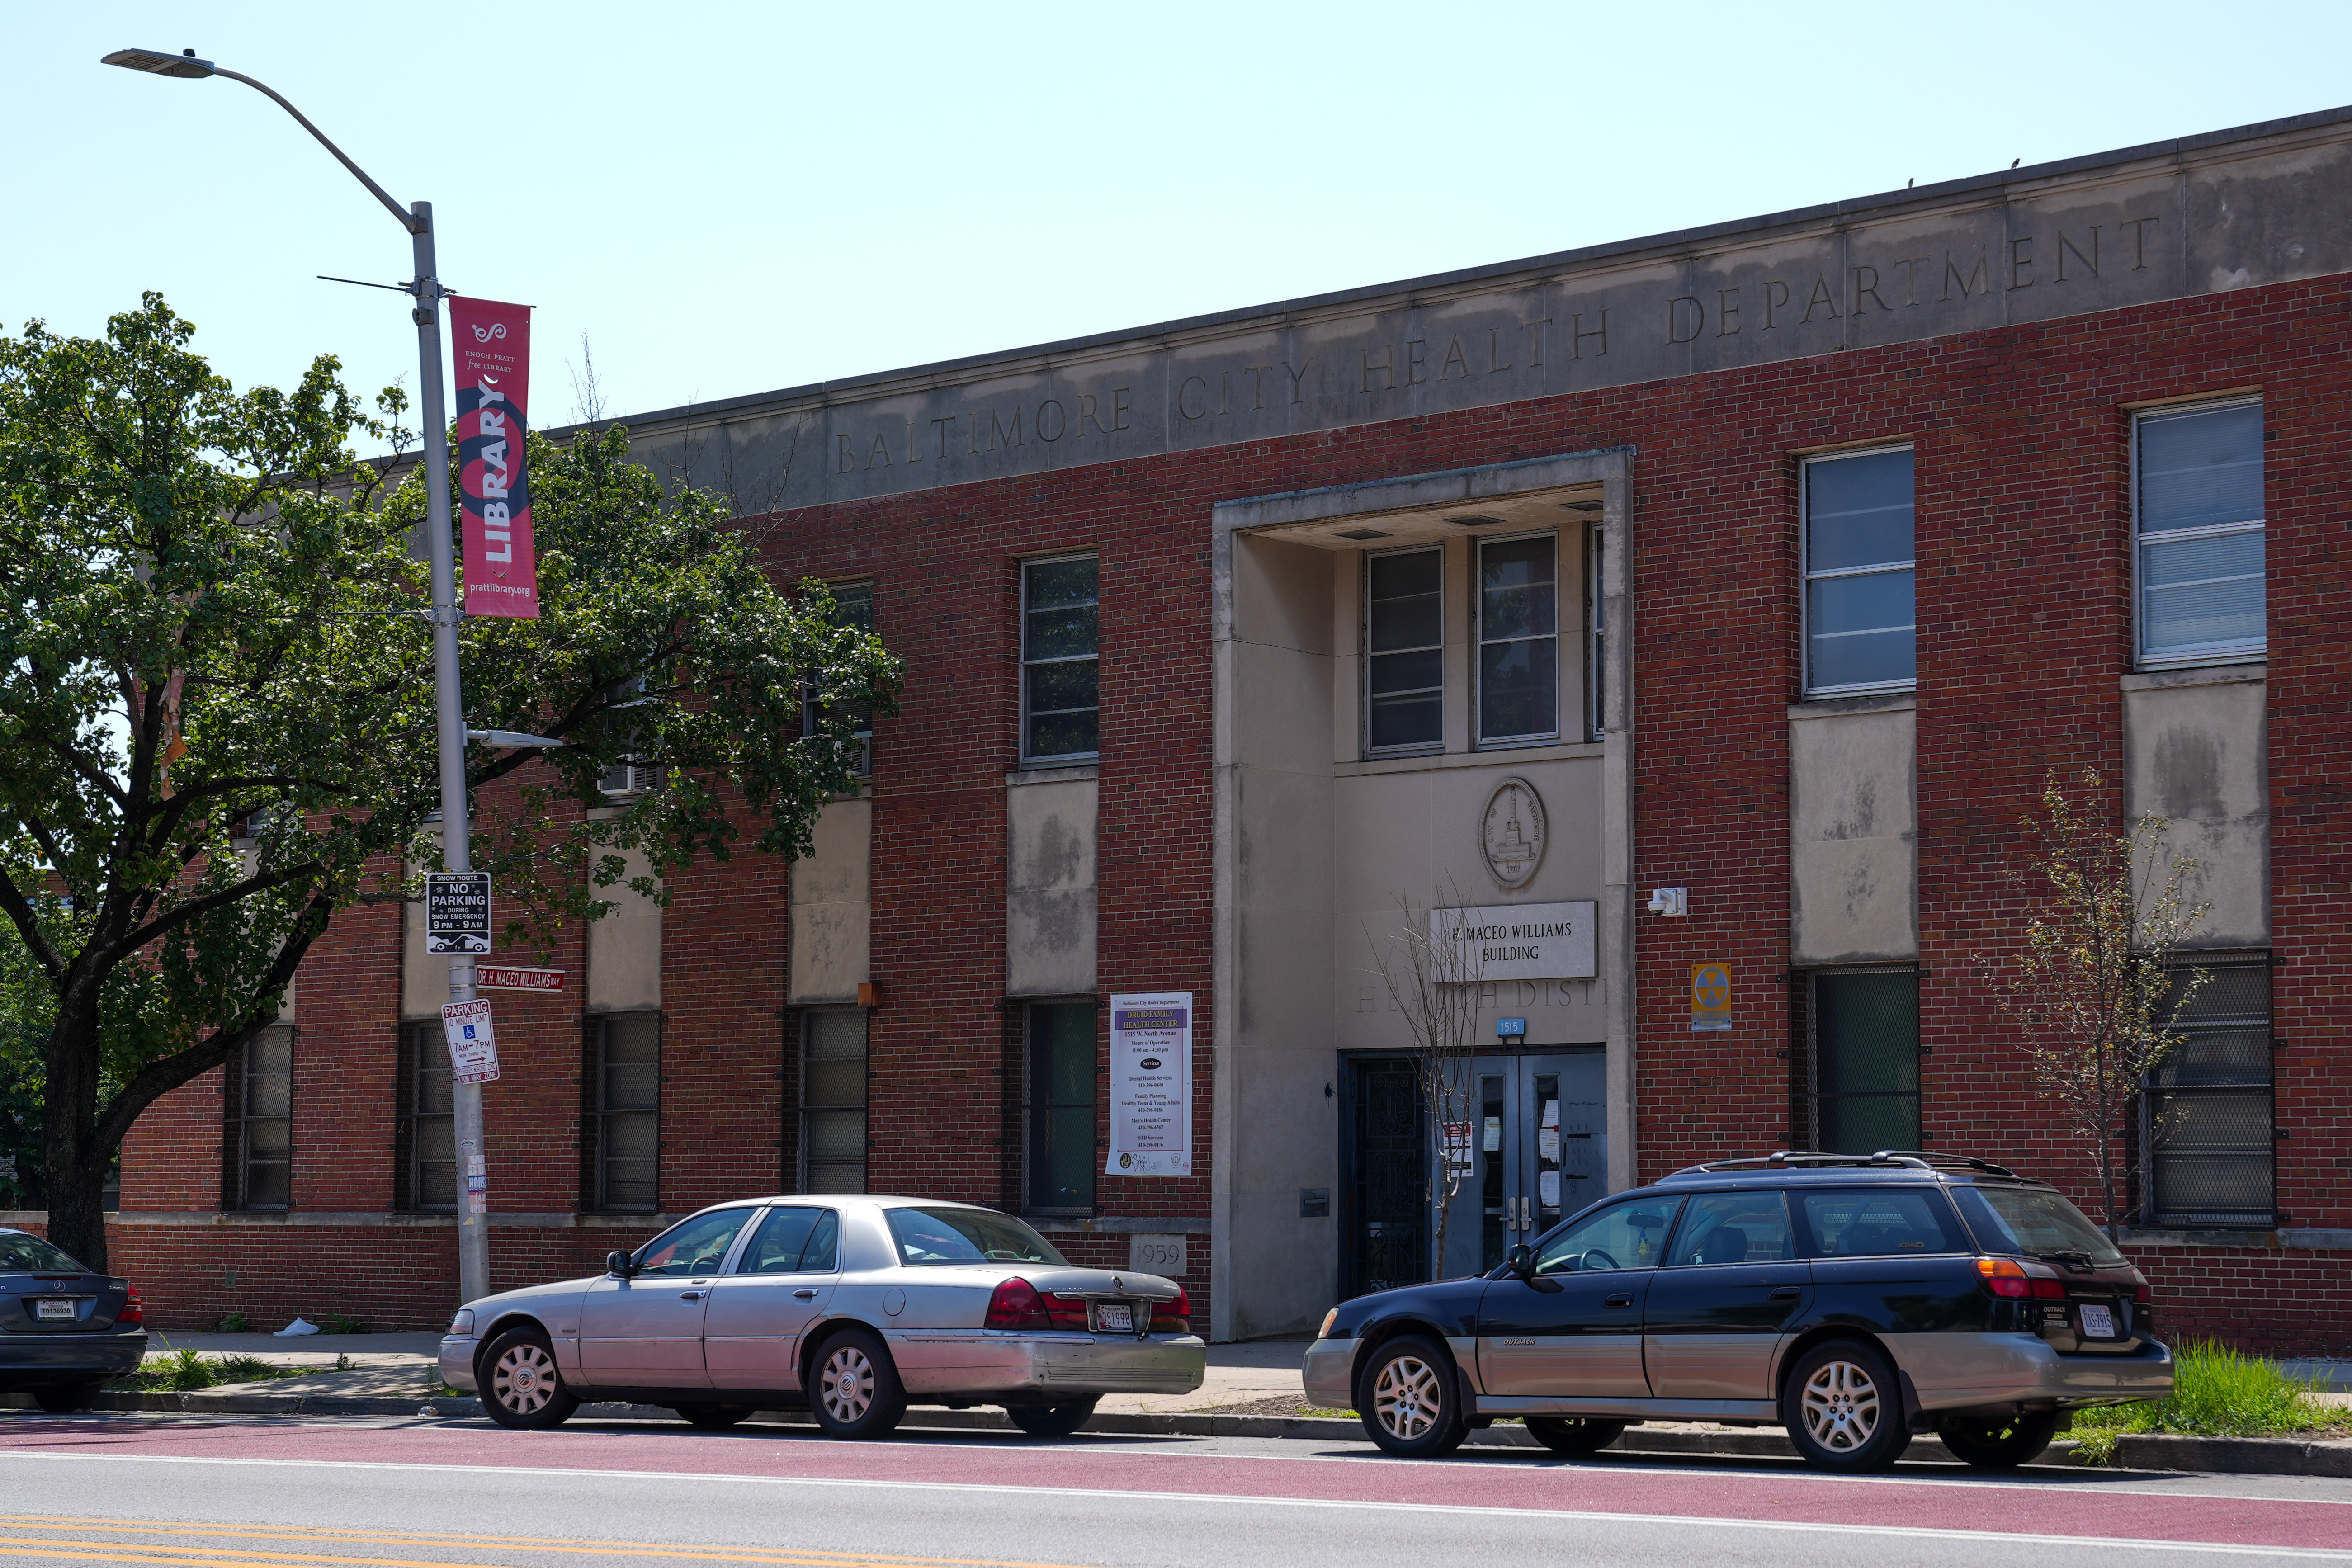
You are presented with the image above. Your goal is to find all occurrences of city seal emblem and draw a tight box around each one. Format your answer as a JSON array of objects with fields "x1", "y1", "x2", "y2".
[{"x1": 1479, "y1": 776, "x2": 1547, "y2": 890}]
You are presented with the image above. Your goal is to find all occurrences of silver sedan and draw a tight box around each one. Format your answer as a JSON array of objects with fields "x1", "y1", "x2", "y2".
[{"x1": 440, "y1": 1195, "x2": 1204, "y2": 1439}]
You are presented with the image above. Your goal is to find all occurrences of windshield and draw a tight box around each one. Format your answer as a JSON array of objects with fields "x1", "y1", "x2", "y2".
[
  {"x1": 1950, "y1": 1185, "x2": 2125, "y2": 1266},
  {"x1": 885, "y1": 1206, "x2": 1067, "y2": 1267},
  {"x1": 0, "y1": 1233, "x2": 85, "y2": 1274}
]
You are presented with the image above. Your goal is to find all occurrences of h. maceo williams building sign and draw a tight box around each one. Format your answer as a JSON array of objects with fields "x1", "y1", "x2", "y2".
[{"x1": 620, "y1": 120, "x2": 2352, "y2": 509}]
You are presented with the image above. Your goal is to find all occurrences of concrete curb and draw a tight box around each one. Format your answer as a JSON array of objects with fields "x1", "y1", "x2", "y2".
[{"x1": 14, "y1": 1393, "x2": 2346, "y2": 1476}]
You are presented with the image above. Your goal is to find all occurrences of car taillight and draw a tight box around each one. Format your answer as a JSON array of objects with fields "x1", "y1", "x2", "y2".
[
  {"x1": 1976, "y1": 1257, "x2": 2065, "y2": 1299},
  {"x1": 1043, "y1": 1292, "x2": 1091, "y2": 1331},
  {"x1": 986, "y1": 1277, "x2": 1051, "y2": 1332},
  {"x1": 1151, "y1": 1286, "x2": 1191, "y2": 1335},
  {"x1": 118, "y1": 1285, "x2": 142, "y2": 1324}
]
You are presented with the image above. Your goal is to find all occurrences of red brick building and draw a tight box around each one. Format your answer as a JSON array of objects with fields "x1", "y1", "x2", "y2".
[{"x1": 33, "y1": 107, "x2": 2350, "y2": 1350}]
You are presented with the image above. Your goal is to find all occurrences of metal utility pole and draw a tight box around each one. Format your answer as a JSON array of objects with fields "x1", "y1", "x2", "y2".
[{"x1": 103, "y1": 47, "x2": 492, "y2": 1304}]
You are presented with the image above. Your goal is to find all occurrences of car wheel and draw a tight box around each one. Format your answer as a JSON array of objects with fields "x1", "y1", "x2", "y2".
[
  {"x1": 1357, "y1": 1334, "x2": 1469, "y2": 1458},
  {"x1": 1783, "y1": 1339, "x2": 1911, "y2": 1473},
  {"x1": 1005, "y1": 1397, "x2": 1099, "y2": 1438},
  {"x1": 478, "y1": 1327, "x2": 580, "y2": 1431},
  {"x1": 1525, "y1": 1416, "x2": 1628, "y2": 1458},
  {"x1": 31, "y1": 1382, "x2": 101, "y2": 1415},
  {"x1": 1936, "y1": 1410, "x2": 2059, "y2": 1469},
  {"x1": 672, "y1": 1403, "x2": 755, "y2": 1430},
  {"x1": 808, "y1": 1327, "x2": 907, "y2": 1440}
]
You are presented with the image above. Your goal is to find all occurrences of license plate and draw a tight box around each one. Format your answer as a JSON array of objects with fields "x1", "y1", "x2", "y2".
[
  {"x1": 35, "y1": 1299, "x2": 75, "y2": 1321},
  {"x1": 1093, "y1": 1302, "x2": 1133, "y2": 1333},
  {"x1": 2078, "y1": 1303, "x2": 2118, "y2": 1339}
]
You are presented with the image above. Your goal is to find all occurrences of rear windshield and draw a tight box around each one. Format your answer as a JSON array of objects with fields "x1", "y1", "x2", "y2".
[
  {"x1": 0, "y1": 1233, "x2": 85, "y2": 1274},
  {"x1": 885, "y1": 1206, "x2": 1067, "y2": 1268},
  {"x1": 1951, "y1": 1185, "x2": 2125, "y2": 1266},
  {"x1": 1797, "y1": 1189, "x2": 1964, "y2": 1257}
]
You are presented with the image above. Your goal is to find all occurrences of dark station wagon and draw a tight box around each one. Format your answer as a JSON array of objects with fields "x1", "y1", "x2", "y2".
[
  {"x1": 1302, "y1": 1152, "x2": 2172, "y2": 1471},
  {"x1": 1, "y1": 1228, "x2": 147, "y2": 1412}
]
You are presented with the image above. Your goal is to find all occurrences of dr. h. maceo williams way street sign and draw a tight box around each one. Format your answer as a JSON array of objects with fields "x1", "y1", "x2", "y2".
[{"x1": 425, "y1": 871, "x2": 491, "y2": 954}]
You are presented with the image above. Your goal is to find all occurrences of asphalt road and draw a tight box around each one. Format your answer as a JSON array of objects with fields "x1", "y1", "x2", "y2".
[{"x1": 1, "y1": 1413, "x2": 2348, "y2": 1568}]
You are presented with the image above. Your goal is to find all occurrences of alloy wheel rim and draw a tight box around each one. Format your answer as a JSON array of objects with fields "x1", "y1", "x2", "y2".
[
  {"x1": 493, "y1": 1344, "x2": 557, "y2": 1415},
  {"x1": 822, "y1": 1346, "x2": 874, "y2": 1422},
  {"x1": 1372, "y1": 1355, "x2": 1443, "y2": 1440},
  {"x1": 1799, "y1": 1359, "x2": 1880, "y2": 1451}
]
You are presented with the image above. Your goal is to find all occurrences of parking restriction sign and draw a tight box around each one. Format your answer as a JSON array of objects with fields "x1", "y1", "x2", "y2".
[
  {"x1": 425, "y1": 872, "x2": 492, "y2": 954},
  {"x1": 440, "y1": 998, "x2": 502, "y2": 1083}
]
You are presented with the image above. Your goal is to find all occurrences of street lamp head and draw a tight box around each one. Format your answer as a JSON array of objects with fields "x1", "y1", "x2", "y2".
[{"x1": 101, "y1": 47, "x2": 216, "y2": 80}]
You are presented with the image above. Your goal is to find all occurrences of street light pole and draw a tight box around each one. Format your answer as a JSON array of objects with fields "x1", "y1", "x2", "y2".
[{"x1": 104, "y1": 46, "x2": 492, "y2": 1305}]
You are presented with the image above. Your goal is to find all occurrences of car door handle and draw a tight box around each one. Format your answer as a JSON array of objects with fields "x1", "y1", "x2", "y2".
[
  {"x1": 678, "y1": 1290, "x2": 705, "y2": 1301},
  {"x1": 1603, "y1": 1294, "x2": 1634, "y2": 1309},
  {"x1": 1769, "y1": 1287, "x2": 1802, "y2": 1301},
  {"x1": 793, "y1": 1289, "x2": 818, "y2": 1300}
]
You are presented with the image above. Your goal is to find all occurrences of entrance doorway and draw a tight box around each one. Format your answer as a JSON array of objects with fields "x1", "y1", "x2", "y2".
[{"x1": 1445, "y1": 1051, "x2": 1605, "y2": 1279}]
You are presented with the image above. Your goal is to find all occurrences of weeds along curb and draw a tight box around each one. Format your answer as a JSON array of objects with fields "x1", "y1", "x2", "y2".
[{"x1": 11, "y1": 1393, "x2": 2351, "y2": 1476}]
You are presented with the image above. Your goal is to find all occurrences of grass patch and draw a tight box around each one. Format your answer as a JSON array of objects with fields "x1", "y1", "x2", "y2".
[
  {"x1": 107, "y1": 1346, "x2": 298, "y2": 1393},
  {"x1": 2071, "y1": 1340, "x2": 2348, "y2": 1464}
]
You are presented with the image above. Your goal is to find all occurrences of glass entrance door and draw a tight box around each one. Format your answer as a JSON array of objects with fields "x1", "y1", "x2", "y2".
[{"x1": 1444, "y1": 1052, "x2": 1604, "y2": 1279}]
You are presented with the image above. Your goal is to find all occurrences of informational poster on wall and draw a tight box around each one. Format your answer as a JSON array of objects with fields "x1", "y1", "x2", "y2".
[{"x1": 1107, "y1": 992, "x2": 1192, "y2": 1176}]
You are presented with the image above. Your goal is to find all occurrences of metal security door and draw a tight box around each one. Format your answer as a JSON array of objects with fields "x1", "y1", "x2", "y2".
[
  {"x1": 1346, "y1": 1057, "x2": 1428, "y2": 1297},
  {"x1": 1449, "y1": 1053, "x2": 1605, "y2": 1277}
]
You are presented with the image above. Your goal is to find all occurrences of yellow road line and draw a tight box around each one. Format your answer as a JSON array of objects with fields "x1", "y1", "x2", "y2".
[{"x1": 0, "y1": 1520, "x2": 1096, "y2": 1568}]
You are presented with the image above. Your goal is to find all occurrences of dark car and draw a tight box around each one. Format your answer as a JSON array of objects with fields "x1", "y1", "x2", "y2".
[
  {"x1": 1, "y1": 1228, "x2": 146, "y2": 1412},
  {"x1": 1302, "y1": 1152, "x2": 2171, "y2": 1472}
]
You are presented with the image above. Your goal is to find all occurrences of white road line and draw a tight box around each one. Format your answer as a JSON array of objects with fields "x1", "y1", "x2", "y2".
[{"x1": 0, "y1": 1450, "x2": 2344, "y2": 1561}]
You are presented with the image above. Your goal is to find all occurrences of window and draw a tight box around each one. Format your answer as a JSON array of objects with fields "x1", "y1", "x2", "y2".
[
  {"x1": 1950, "y1": 1185, "x2": 2125, "y2": 1265},
  {"x1": 737, "y1": 1206, "x2": 840, "y2": 1273},
  {"x1": 2136, "y1": 399, "x2": 2264, "y2": 666},
  {"x1": 803, "y1": 581, "x2": 875, "y2": 775},
  {"x1": 801, "y1": 1010, "x2": 869, "y2": 1193},
  {"x1": 1795, "y1": 1188, "x2": 1964, "y2": 1256},
  {"x1": 1802, "y1": 447, "x2": 1915, "y2": 695},
  {"x1": 2144, "y1": 957, "x2": 2274, "y2": 1227},
  {"x1": 1584, "y1": 524, "x2": 1606, "y2": 742},
  {"x1": 884, "y1": 1205, "x2": 1067, "y2": 1267},
  {"x1": 1803, "y1": 967, "x2": 1920, "y2": 1154},
  {"x1": 630, "y1": 1207, "x2": 754, "y2": 1275},
  {"x1": 231, "y1": 1026, "x2": 293, "y2": 1211},
  {"x1": 597, "y1": 675, "x2": 663, "y2": 797},
  {"x1": 1025, "y1": 1001, "x2": 1096, "y2": 1213},
  {"x1": 1021, "y1": 555, "x2": 1098, "y2": 763},
  {"x1": 591, "y1": 1013, "x2": 659, "y2": 1211},
  {"x1": 1665, "y1": 1191, "x2": 1795, "y2": 1266},
  {"x1": 1532, "y1": 1195, "x2": 1682, "y2": 1274},
  {"x1": 397, "y1": 1022, "x2": 456, "y2": 1211},
  {"x1": 1476, "y1": 533, "x2": 1560, "y2": 744},
  {"x1": 1365, "y1": 547, "x2": 1444, "y2": 753}
]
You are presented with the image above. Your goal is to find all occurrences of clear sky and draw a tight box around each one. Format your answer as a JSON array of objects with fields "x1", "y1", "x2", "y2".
[{"x1": 9, "y1": 3, "x2": 2352, "y2": 439}]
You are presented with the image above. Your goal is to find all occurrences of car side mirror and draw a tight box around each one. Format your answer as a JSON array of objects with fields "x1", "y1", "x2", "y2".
[
  {"x1": 1506, "y1": 1244, "x2": 1535, "y2": 1277},
  {"x1": 606, "y1": 1249, "x2": 635, "y2": 1278}
]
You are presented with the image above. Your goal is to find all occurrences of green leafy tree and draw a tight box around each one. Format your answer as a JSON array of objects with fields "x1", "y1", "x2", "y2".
[
  {"x1": 0, "y1": 294, "x2": 897, "y2": 1270},
  {"x1": 1994, "y1": 769, "x2": 2210, "y2": 1237}
]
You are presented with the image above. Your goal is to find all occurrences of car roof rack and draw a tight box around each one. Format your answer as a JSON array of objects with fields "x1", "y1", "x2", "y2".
[{"x1": 1666, "y1": 1149, "x2": 2017, "y2": 1178}]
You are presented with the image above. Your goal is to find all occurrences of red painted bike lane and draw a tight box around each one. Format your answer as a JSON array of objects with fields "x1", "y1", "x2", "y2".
[{"x1": 3, "y1": 1419, "x2": 2347, "y2": 1554}]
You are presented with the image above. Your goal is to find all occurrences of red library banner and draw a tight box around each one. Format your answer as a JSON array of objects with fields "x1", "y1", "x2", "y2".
[{"x1": 448, "y1": 296, "x2": 538, "y2": 619}]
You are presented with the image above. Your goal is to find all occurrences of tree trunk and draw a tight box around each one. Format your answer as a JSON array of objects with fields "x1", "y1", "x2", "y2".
[{"x1": 42, "y1": 995, "x2": 110, "y2": 1274}]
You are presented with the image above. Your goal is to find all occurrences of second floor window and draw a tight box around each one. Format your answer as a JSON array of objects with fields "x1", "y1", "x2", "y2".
[
  {"x1": 230, "y1": 1026, "x2": 293, "y2": 1211},
  {"x1": 1365, "y1": 547, "x2": 1443, "y2": 753},
  {"x1": 804, "y1": 580, "x2": 876, "y2": 775},
  {"x1": 1477, "y1": 533, "x2": 1560, "y2": 744},
  {"x1": 1803, "y1": 447, "x2": 1915, "y2": 695},
  {"x1": 2137, "y1": 399, "x2": 2264, "y2": 666},
  {"x1": 1021, "y1": 555, "x2": 1098, "y2": 764},
  {"x1": 1584, "y1": 524, "x2": 1606, "y2": 741},
  {"x1": 591, "y1": 1013, "x2": 659, "y2": 1211}
]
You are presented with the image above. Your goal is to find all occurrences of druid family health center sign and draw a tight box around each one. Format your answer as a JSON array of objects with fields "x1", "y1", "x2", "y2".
[
  {"x1": 450, "y1": 297, "x2": 539, "y2": 620},
  {"x1": 1108, "y1": 992, "x2": 1192, "y2": 1176},
  {"x1": 1433, "y1": 902, "x2": 1599, "y2": 982}
]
